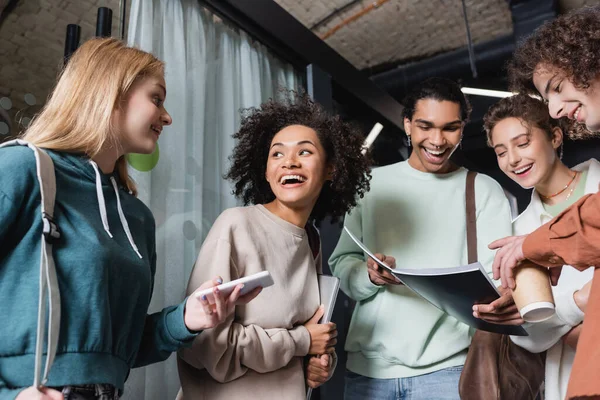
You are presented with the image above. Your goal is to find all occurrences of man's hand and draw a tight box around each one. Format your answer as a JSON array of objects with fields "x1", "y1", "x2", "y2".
[
  {"x1": 472, "y1": 286, "x2": 524, "y2": 325},
  {"x1": 489, "y1": 235, "x2": 527, "y2": 289},
  {"x1": 367, "y1": 253, "x2": 402, "y2": 286},
  {"x1": 306, "y1": 354, "x2": 333, "y2": 389}
]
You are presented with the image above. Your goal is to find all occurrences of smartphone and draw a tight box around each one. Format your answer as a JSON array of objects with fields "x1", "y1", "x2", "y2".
[{"x1": 194, "y1": 270, "x2": 274, "y2": 300}]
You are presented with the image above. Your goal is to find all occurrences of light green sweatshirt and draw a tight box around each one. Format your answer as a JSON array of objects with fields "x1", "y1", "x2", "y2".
[{"x1": 329, "y1": 161, "x2": 512, "y2": 379}]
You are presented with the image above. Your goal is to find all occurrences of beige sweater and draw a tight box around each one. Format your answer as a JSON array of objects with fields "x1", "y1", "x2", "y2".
[{"x1": 177, "y1": 205, "x2": 324, "y2": 400}]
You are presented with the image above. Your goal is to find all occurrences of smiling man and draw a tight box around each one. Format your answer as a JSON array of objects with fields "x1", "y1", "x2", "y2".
[{"x1": 329, "y1": 78, "x2": 513, "y2": 400}]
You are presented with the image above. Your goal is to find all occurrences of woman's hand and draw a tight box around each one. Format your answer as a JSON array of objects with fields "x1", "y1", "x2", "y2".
[
  {"x1": 563, "y1": 324, "x2": 582, "y2": 350},
  {"x1": 304, "y1": 305, "x2": 337, "y2": 355},
  {"x1": 472, "y1": 286, "x2": 524, "y2": 326},
  {"x1": 367, "y1": 253, "x2": 402, "y2": 286},
  {"x1": 306, "y1": 354, "x2": 333, "y2": 389},
  {"x1": 185, "y1": 276, "x2": 262, "y2": 331},
  {"x1": 16, "y1": 387, "x2": 64, "y2": 400}
]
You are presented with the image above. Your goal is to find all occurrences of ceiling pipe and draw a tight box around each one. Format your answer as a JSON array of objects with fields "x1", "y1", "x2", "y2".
[
  {"x1": 321, "y1": 0, "x2": 390, "y2": 40},
  {"x1": 63, "y1": 24, "x2": 81, "y2": 65},
  {"x1": 310, "y1": 0, "x2": 362, "y2": 31},
  {"x1": 96, "y1": 7, "x2": 113, "y2": 38}
]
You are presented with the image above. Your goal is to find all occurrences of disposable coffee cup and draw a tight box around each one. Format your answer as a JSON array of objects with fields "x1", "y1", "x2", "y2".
[{"x1": 511, "y1": 262, "x2": 555, "y2": 323}]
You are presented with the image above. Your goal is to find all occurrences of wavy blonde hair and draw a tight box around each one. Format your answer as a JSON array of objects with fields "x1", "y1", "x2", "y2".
[{"x1": 22, "y1": 37, "x2": 165, "y2": 195}]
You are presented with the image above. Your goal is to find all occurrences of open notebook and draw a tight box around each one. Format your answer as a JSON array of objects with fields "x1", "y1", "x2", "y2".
[{"x1": 344, "y1": 226, "x2": 527, "y2": 336}]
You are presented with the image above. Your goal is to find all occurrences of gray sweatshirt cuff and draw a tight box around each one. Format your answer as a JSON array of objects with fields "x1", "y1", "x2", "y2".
[{"x1": 290, "y1": 325, "x2": 311, "y2": 357}]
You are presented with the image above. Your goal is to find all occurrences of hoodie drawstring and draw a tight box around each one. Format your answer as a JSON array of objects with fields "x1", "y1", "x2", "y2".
[
  {"x1": 90, "y1": 161, "x2": 113, "y2": 238},
  {"x1": 89, "y1": 160, "x2": 143, "y2": 259},
  {"x1": 110, "y1": 177, "x2": 143, "y2": 259}
]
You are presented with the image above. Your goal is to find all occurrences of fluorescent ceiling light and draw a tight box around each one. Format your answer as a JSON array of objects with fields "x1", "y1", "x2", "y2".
[
  {"x1": 461, "y1": 87, "x2": 515, "y2": 98},
  {"x1": 362, "y1": 123, "x2": 384, "y2": 154}
]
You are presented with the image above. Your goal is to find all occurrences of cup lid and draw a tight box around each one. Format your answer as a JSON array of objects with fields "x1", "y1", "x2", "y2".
[{"x1": 520, "y1": 301, "x2": 555, "y2": 323}]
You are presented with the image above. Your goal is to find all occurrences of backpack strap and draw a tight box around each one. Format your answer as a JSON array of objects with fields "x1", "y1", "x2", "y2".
[
  {"x1": 465, "y1": 171, "x2": 478, "y2": 264},
  {"x1": 0, "y1": 140, "x2": 61, "y2": 388}
]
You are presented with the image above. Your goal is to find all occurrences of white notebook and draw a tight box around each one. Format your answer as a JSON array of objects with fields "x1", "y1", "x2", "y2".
[
  {"x1": 317, "y1": 274, "x2": 340, "y2": 324},
  {"x1": 306, "y1": 274, "x2": 340, "y2": 399}
]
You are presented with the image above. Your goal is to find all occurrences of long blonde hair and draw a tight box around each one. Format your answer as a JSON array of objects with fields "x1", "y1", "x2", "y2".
[{"x1": 22, "y1": 37, "x2": 165, "y2": 195}]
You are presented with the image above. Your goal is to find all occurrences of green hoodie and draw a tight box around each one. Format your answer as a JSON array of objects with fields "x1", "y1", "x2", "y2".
[{"x1": 0, "y1": 146, "x2": 196, "y2": 399}]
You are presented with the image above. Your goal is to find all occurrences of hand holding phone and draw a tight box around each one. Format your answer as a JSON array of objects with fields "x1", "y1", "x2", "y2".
[
  {"x1": 194, "y1": 271, "x2": 274, "y2": 301},
  {"x1": 185, "y1": 273, "x2": 267, "y2": 332}
]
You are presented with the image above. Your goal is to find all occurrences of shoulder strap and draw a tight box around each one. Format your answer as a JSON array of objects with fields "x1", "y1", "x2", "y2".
[
  {"x1": 466, "y1": 171, "x2": 477, "y2": 264},
  {"x1": 0, "y1": 140, "x2": 61, "y2": 388}
]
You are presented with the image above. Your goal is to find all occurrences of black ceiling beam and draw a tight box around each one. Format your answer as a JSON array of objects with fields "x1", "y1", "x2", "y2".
[
  {"x1": 0, "y1": 0, "x2": 20, "y2": 29},
  {"x1": 201, "y1": 0, "x2": 404, "y2": 130},
  {"x1": 510, "y1": 0, "x2": 557, "y2": 41}
]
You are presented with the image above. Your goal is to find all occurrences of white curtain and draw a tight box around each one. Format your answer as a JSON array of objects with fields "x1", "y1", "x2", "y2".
[{"x1": 125, "y1": 1, "x2": 301, "y2": 399}]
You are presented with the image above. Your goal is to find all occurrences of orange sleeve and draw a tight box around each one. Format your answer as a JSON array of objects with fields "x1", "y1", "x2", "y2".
[
  {"x1": 521, "y1": 191, "x2": 600, "y2": 398},
  {"x1": 523, "y1": 192, "x2": 600, "y2": 269},
  {"x1": 566, "y1": 269, "x2": 600, "y2": 399}
]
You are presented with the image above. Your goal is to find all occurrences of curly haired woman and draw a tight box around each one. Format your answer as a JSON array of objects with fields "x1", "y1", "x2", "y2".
[
  {"x1": 484, "y1": 94, "x2": 599, "y2": 400},
  {"x1": 489, "y1": 6, "x2": 600, "y2": 399},
  {"x1": 176, "y1": 92, "x2": 371, "y2": 400}
]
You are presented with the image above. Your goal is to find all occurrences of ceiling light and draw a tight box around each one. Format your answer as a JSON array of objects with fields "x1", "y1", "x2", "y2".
[
  {"x1": 461, "y1": 87, "x2": 515, "y2": 98},
  {"x1": 362, "y1": 123, "x2": 383, "y2": 154}
]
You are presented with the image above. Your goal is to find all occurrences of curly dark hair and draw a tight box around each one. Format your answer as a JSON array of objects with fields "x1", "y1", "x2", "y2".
[
  {"x1": 483, "y1": 94, "x2": 559, "y2": 146},
  {"x1": 401, "y1": 77, "x2": 472, "y2": 122},
  {"x1": 508, "y1": 6, "x2": 600, "y2": 96},
  {"x1": 225, "y1": 91, "x2": 371, "y2": 222},
  {"x1": 559, "y1": 119, "x2": 593, "y2": 140}
]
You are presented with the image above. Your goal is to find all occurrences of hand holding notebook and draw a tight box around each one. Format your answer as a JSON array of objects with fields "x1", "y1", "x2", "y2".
[
  {"x1": 343, "y1": 226, "x2": 528, "y2": 336},
  {"x1": 306, "y1": 274, "x2": 340, "y2": 399},
  {"x1": 366, "y1": 252, "x2": 402, "y2": 286}
]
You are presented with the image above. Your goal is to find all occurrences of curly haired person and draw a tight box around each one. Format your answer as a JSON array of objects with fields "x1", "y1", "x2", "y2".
[
  {"x1": 176, "y1": 92, "x2": 371, "y2": 399},
  {"x1": 489, "y1": 6, "x2": 600, "y2": 399},
  {"x1": 484, "y1": 94, "x2": 599, "y2": 400}
]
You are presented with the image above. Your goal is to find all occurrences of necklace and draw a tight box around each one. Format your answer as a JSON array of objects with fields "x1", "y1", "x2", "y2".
[
  {"x1": 564, "y1": 182, "x2": 577, "y2": 202},
  {"x1": 539, "y1": 171, "x2": 578, "y2": 200}
]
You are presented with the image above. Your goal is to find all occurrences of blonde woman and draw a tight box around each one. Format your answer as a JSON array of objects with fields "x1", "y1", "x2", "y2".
[{"x1": 0, "y1": 38, "x2": 257, "y2": 400}]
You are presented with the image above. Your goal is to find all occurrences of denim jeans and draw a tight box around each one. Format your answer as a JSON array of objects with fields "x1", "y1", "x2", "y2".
[
  {"x1": 344, "y1": 366, "x2": 463, "y2": 400},
  {"x1": 58, "y1": 384, "x2": 119, "y2": 400}
]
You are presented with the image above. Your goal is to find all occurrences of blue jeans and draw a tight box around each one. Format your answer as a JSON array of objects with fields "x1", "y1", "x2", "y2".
[{"x1": 344, "y1": 366, "x2": 463, "y2": 400}]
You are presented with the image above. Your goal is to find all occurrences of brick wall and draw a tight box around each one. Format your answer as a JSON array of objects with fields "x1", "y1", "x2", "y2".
[
  {"x1": 0, "y1": 0, "x2": 122, "y2": 139},
  {"x1": 274, "y1": 0, "x2": 513, "y2": 70}
]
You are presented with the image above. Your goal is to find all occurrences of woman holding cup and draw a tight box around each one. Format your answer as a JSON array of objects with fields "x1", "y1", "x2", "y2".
[{"x1": 483, "y1": 94, "x2": 595, "y2": 400}]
